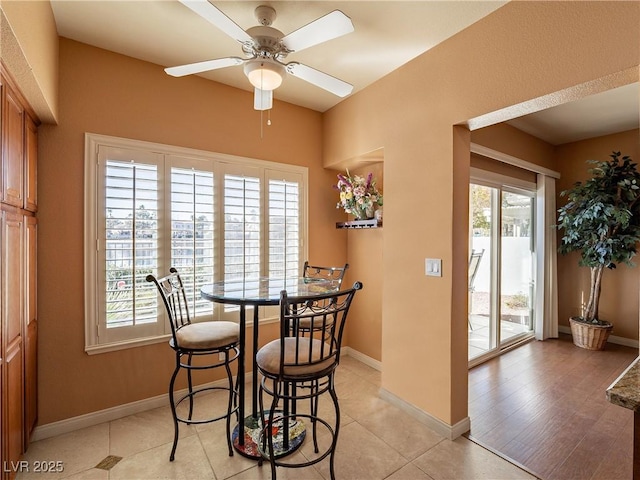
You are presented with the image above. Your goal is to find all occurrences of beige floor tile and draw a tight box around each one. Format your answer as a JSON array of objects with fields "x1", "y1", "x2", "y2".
[
  {"x1": 336, "y1": 377, "x2": 390, "y2": 423},
  {"x1": 303, "y1": 421, "x2": 408, "y2": 480},
  {"x1": 109, "y1": 435, "x2": 214, "y2": 480},
  {"x1": 51, "y1": 469, "x2": 108, "y2": 480},
  {"x1": 358, "y1": 403, "x2": 446, "y2": 461},
  {"x1": 339, "y1": 356, "x2": 381, "y2": 386},
  {"x1": 109, "y1": 405, "x2": 195, "y2": 458},
  {"x1": 227, "y1": 461, "x2": 324, "y2": 480},
  {"x1": 412, "y1": 437, "x2": 536, "y2": 480},
  {"x1": 386, "y1": 463, "x2": 436, "y2": 480},
  {"x1": 198, "y1": 421, "x2": 258, "y2": 479},
  {"x1": 17, "y1": 424, "x2": 109, "y2": 480}
]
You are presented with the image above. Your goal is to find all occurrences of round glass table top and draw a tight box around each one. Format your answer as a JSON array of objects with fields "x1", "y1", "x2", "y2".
[{"x1": 200, "y1": 276, "x2": 341, "y2": 306}]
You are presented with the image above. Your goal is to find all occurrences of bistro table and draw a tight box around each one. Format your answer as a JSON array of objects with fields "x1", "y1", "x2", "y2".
[{"x1": 200, "y1": 276, "x2": 340, "y2": 459}]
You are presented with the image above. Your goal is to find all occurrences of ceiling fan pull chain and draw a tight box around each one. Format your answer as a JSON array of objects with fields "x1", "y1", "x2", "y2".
[{"x1": 267, "y1": 110, "x2": 272, "y2": 126}]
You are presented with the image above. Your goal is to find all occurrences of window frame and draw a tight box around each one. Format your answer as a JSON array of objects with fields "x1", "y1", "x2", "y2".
[{"x1": 84, "y1": 133, "x2": 308, "y2": 354}]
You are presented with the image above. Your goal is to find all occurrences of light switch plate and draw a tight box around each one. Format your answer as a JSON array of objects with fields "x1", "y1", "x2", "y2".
[{"x1": 425, "y1": 258, "x2": 442, "y2": 277}]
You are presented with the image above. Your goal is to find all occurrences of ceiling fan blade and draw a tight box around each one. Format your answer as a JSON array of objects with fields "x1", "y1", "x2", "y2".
[
  {"x1": 286, "y1": 63, "x2": 353, "y2": 97},
  {"x1": 165, "y1": 57, "x2": 244, "y2": 77},
  {"x1": 179, "y1": 0, "x2": 252, "y2": 44},
  {"x1": 254, "y1": 88, "x2": 273, "y2": 111},
  {"x1": 281, "y1": 10, "x2": 354, "y2": 53}
]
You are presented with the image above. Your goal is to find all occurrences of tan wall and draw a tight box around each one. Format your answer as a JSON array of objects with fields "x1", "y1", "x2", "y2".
[
  {"x1": 470, "y1": 153, "x2": 537, "y2": 183},
  {"x1": 471, "y1": 123, "x2": 557, "y2": 171},
  {"x1": 323, "y1": 1, "x2": 639, "y2": 426},
  {"x1": 35, "y1": 38, "x2": 346, "y2": 424},
  {"x1": 1, "y1": 0, "x2": 58, "y2": 122},
  {"x1": 556, "y1": 129, "x2": 640, "y2": 340},
  {"x1": 338, "y1": 163, "x2": 384, "y2": 361}
]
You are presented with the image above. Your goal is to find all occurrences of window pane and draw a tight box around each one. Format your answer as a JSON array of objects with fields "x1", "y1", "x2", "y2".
[
  {"x1": 171, "y1": 168, "x2": 215, "y2": 319},
  {"x1": 268, "y1": 179, "x2": 299, "y2": 278},
  {"x1": 224, "y1": 174, "x2": 261, "y2": 282},
  {"x1": 105, "y1": 161, "x2": 159, "y2": 328}
]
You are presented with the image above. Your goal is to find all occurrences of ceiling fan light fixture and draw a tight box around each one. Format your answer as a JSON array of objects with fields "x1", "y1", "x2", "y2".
[{"x1": 244, "y1": 60, "x2": 285, "y2": 91}]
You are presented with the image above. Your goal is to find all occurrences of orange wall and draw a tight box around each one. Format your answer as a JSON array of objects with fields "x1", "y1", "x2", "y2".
[
  {"x1": 471, "y1": 123, "x2": 557, "y2": 171},
  {"x1": 323, "y1": 1, "x2": 639, "y2": 427},
  {"x1": 556, "y1": 129, "x2": 640, "y2": 340},
  {"x1": 339, "y1": 163, "x2": 384, "y2": 361},
  {"x1": 35, "y1": 38, "x2": 346, "y2": 424}
]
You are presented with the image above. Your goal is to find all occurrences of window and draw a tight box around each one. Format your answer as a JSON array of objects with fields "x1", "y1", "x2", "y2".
[{"x1": 85, "y1": 134, "x2": 308, "y2": 354}]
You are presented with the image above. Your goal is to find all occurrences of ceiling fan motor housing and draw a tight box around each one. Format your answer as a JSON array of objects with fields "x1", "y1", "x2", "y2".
[{"x1": 244, "y1": 25, "x2": 287, "y2": 59}]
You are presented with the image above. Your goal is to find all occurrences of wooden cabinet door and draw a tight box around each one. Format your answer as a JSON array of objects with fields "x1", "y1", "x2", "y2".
[
  {"x1": 2, "y1": 86, "x2": 24, "y2": 208},
  {"x1": 24, "y1": 117, "x2": 37, "y2": 212},
  {"x1": 2, "y1": 209, "x2": 24, "y2": 474},
  {"x1": 24, "y1": 215, "x2": 37, "y2": 445},
  {"x1": 3, "y1": 340, "x2": 23, "y2": 479}
]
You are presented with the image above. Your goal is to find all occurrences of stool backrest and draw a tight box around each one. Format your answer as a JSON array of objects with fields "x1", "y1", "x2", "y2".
[
  {"x1": 303, "y1": 261, "x2": 349, "y2": 285},
  {"x1": 146, "y1": 267, "x2": 191, "y2": 342},
  {"x1": 278, "y1": 281, "x2": 362, "y2": 380}
]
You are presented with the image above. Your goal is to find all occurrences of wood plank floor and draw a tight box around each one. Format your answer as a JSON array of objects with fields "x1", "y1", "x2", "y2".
[{"x1": 467, "y1": 333, "x2": 637, "y2": 480}]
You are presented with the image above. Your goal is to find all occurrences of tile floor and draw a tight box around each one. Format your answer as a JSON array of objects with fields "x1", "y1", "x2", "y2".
[{"x1": 16, "y1": 356, "x2": 535, "y2": 480}]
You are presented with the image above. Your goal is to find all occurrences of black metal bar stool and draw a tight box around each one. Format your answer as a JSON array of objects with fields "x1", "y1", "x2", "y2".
[
  {"x1": 303, "y1": 261, "x2": 349, "y2": 285},
  {"x1": 256, "y1": 281, "x2": 362, "y2": 479},
  {"x1": 147, "y1": 268, "x2": 240, "y2": 461}
]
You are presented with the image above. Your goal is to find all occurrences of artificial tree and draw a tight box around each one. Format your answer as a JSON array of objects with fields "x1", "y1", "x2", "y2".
[{"x1": 557, "y1": 151, "x2": 640, "y2": 324}]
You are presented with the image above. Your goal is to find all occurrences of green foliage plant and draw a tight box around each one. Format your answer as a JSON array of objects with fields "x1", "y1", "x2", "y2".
[{"x1": 557, "y1": 152, "x2": 640, "y2": 324}]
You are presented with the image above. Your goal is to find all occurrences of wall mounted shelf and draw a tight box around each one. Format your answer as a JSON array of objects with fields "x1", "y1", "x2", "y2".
[{"x1": 336, "y1": 219, "x2": 381, "y2": 229}]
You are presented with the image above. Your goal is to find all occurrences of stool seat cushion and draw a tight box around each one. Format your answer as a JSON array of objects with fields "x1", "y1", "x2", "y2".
[
  {"x1": 176, "y1": 321, "x2": 239, "y2": 350},
  {"x1": 257, "y1": 337, "x2": 335, "y2": 377},
  {"x1": 298, "y1": 317, "x2": 334, "y2": 330}
]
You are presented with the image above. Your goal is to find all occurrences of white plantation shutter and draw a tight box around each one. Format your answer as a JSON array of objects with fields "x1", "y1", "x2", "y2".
[
  {"x1": 86, "y1": 134, "x2": 308, "y2": 353},
  {"x1": 267, "y1": 170, "x2": 302, "y2": 278},
  {"x1": 170, "y1": 164, "x2": 215, "y2": 320},
  {"x1": 222, "y1": 165, "x2": 261, "y2": 283},
  {"x1": 97, "y1": 146, "x2": 165, "y2": 344}
]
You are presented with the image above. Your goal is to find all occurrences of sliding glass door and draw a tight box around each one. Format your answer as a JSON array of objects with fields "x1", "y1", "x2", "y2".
[{"x1": 469, "y1": 182, "x2": 535, "y2": 362}]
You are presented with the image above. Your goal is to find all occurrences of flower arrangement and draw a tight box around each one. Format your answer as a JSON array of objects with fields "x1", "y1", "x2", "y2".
[{"x1": 335, "y1": 170, "x2": 383, "y2": 220}]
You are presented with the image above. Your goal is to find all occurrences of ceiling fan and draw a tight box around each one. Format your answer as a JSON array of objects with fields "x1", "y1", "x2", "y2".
[{"x1": 166, "y1": 0, "x2": 355, "y2": 110}]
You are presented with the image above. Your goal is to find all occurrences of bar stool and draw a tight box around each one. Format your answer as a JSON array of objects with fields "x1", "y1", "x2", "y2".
[
  {"x1": 146, "y1": 268, "x2": 240, "y2": 461},
  {"x1": 256, "y1": 282, "x2": 362, "y2": 479}
]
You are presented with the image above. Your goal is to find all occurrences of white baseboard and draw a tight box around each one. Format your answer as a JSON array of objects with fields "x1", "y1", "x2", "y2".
[
  {"x1": 343, "y1": 348, "x2": 469, "y2": 441},
  {"x1": 343, "y1": 347, "x2": 382, "y2": 371},
  {"x1": 378, "y1": 387, "x2": 470, "y2": 440},
  {"x1": 30, "y1": 377, "x2": 237, "y2": 442},
  {"x1": 558, "y1": 325, "x2": 639, "y2": 348},
  {"x1": 32, "y1": 349, "x2": 424, "y2": 443}
]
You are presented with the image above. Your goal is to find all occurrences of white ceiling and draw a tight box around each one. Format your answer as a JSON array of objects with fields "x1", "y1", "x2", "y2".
[
  {"x1": 50, "y1": 1, "x2": 639, "y2": 144},
  {"x1": 506, "y1": 82, "x2": 639, "y2": 145}
]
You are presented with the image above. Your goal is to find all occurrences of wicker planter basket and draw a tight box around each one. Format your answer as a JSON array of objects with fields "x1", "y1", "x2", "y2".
[{"x1": 569, "y1": 317, "x2": 613, "y2": 351}]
